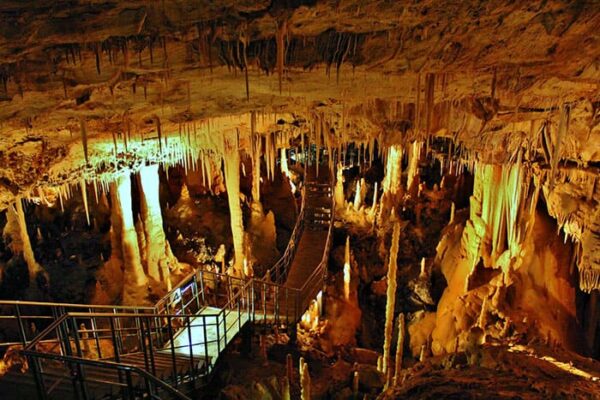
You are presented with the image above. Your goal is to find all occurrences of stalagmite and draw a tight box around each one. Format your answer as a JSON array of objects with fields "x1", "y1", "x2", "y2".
[
  {"x1": 383, "y1": 146, "x2": 402, "y2": 196},
  {"x1": 223, "y1": 135, "x2": 245, "y2": 275},
  {"x1": 282, "y1": 377, "x2": 291, "y2": 400},
  {"x1": 380, "y1": 145, "x2": 403, "y2": 222},
  {"x1": 139, "y1": 164, "x2": 177, "y2": 290},
  {"x1": 8, "y1": 198, "x2": 44, "y2": 281},
  {"x1": 299, "y1": 357, "x2": 311, "y2": 400},
  {"x1": 406, "y1": 141, "x2": 422, "y2": 192},
  {"x1": 393, "y1": 313, "x2": 405, "y2": 386},
  {"x1": 114, "y1": 173, "x2": 148, "y2": 304},
  {"x1": 353, "y1": 178, "x2": 365, "y2": 210},
  {"x1": 419, "y1": 344, "x2": 427, "y2": 362},
  {"x1": 334, "y1": 163, "x2": 345, "y2": 209},
  {"x1": 344, "y1": 236, "x2": 351, "y2": 300},
  {"x1": 419, "y1": 257, "x2": 426, "y2": 279},
  {"x1": 370, "y1": 181, "x2": 379, "y2": 218},
  {"x1": 382, "y1": 222, "x2": 401, "y2": 374},
  {"x1": 450, "y1": 202, "x2": 455, "y2": 224},
  {"x1": 280, "y1": 147, "x2": 290, "y2": 178}
]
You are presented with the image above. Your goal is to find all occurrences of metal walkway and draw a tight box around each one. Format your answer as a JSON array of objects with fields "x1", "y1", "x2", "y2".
[{"x1": 0, "y1": 163, "x2": 334, "y2": 400}]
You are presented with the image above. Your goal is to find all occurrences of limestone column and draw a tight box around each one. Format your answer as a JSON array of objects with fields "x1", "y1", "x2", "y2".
[
  {"x1": 379, "y1": 145, "x2": 403, "y2": 224},
  {"x1": 139, "y1": 164, "x2": 176, "y2": 290},
  {"x1": 114, "y1": 173, "x2": 148, "y2": 303},
  {"x1": 223, "y1": 136, "x2": 245, "y2": 275},
  {"x1": 4, "y1": 197, "x2": 44, "y2": 281}
]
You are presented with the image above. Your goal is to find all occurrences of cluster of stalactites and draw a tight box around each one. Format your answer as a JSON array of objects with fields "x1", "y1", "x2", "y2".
[
  {"x1": 542, "y1": 166, "x2": 600, "y2": 292},
  {"x1": 469, "y1": 154, "x2": 540, "y2": 272}
]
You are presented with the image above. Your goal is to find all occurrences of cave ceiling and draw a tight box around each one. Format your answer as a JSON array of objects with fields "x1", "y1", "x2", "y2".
[{"x1": 0, "y1": 0, "x2": 599, "y2": 210}]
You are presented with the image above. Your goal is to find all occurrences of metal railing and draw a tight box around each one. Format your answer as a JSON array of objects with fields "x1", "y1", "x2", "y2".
[
  {"x1": 2, "y1": 160, "x2": 335, "y2": 399},
  {"x1": 266, "y1": 164, "x2": 308, "y2": 284},
  {"x1": 0, "y1": 301, "x2": 155, "y2": 350}
]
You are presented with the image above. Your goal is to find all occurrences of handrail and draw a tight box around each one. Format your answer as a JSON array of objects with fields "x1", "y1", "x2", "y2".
[
  {"x1": 0, "y1": 300, "x2": 155, "y2": 310},
  {"x1": 21, "y1": 350, "x2": 192, "y2": 400}
]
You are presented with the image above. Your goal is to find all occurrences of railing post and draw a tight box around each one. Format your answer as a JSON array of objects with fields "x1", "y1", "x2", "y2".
[
  {"x1": 143, "y1": 375, "x2": 155, "y2": 399},
  {"x1": 215, "y1": 314, "x2": 221, "y2": 355},
  {"x1": 14, "y1": 304, "x2": 28, "y2": 345},
  {"x1": 146, "y1": 316, "x2": 157, "y2": 377},
  {"x1": 193, "y1": 273, "x2": 201, "y2": 312},
  {"x1": 108, "y1": 315, "x2": 125, "y2": 396},
  {"x1": 139, "y1": 317, "x2": 150, "y2": 372},
  {"x1": 262, "y1": 282, "x2": 267, "y2": 325},
  {"x1": 109, "y1": 317, "x2": 121, "y2": 363},
  {"x1": 69, "y1": 317, "x2": 89, "y2": 400},
  {"x1": 202, "y1": 315, "x2": 209, "y2": 373},
  {"x1": 274, "y1": 286, "x2": 280, "y2": 325},
  {"x1": 89, "y1": 315, "x2": 102, "y2": 359},
  {"x1": 199, "y1": 269, "x2": 206, "y2": 305},
  {"x1": 29, "y1": 355, "x2": 47, "y2": 400},
  {"x1": 125, "y1": 369, "x2": 135, "y2": 400},
  {"x1": 167, "y1": 316, "x2": 178, "y2": 387},
  {"x1": 250, "y1": 281, "x2": 255, "y2": 323},
  {"x1": 186, "y1": 316, "x2": 195, "y2": 383},
  {"x1": 113, "y1": 308, "x2": 124, "y2": 354},
  {"x1": 223, "y1": 312, "x2": 228, "y2": 345}
]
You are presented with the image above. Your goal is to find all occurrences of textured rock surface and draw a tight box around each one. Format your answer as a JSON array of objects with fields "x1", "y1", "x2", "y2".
[{"x1": 0, "y1": 1, "x2": 599, "y2": 205}]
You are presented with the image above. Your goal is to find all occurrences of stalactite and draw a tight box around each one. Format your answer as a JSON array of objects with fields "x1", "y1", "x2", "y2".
[
  {"x1": 276, "y1": 19, "x2": 288, "y2": 95},
  {"x1": 382, "y1": 222, "x2": 401, "y2": 374},
  {"x1": 550, "y1": 104, "x2": 570, "y2": 190},
  {"x1": 156, "y1": 116, "x2": 163, "y2": 154},
  {"x1": 251, "y1": 113, "x2": 261, "y2": 204},
  {"x1": 139, "y1": 164, "x2": 177, "y2": 290},
  {"x1": 393, "y1": 313, "x2": 405, "y2": 386},
  {"x1": 425, "y1": 73, "x2": 435, "y2": 140},
  {"x1": 223, "y1": 135, "x2": 245, "y2": 275},
  {"x1": 80, "y1": 179, "x2": 90, "y2": 226},
  {"x1": 80, "y1": 119, "x2": 89, "y2": 165}
]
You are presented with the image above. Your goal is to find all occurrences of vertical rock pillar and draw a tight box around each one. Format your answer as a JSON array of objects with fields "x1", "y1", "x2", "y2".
[
  {"x1": 114, "y1": 173, "x2": 148, "y2": 304},
  {"x1": 139, "y1": 164, "x2": 176, "y2": 290},
  {"x1": 223, "y1": 135, "x2": 245, "y2": 275}
]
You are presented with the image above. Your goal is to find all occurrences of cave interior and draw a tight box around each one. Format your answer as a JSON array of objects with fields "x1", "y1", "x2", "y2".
[{"x1": 0, "y1": 1, "x2": 600, "y2": 399}]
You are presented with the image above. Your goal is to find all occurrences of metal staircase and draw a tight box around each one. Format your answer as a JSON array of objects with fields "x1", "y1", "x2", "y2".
[{"x1": 0, "y1": 165, "x2": 334, "y2": 400}]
